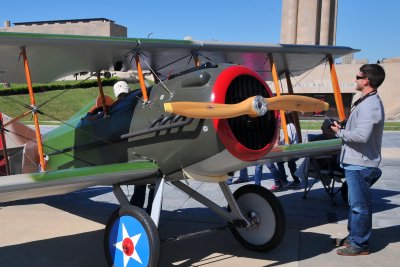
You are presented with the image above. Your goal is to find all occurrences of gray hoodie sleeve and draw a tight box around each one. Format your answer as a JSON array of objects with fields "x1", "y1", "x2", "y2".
[{"x1": 337, "y1": 102, "x2": 381, "y2": 143}]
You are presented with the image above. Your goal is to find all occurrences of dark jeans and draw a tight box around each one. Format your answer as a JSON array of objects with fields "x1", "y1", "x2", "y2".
[
  {"x1": 130, "y1": 184, "x2": 155, "y2": 214},
  {"x1": 277, "y1": 159, "x2": 300, "y2": 183},
  {"x1": 239, "y1": 168, "x2": 249, "y2": 181},
  {"x1": 345, "y1": 167, "x2": 382, "y2": 249},
  {"x1": 255, "y1": 163, "x2": 288, "y2": 186}
]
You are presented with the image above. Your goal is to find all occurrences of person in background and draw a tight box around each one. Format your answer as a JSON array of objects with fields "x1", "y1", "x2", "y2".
[
  {"x1": 229, "y1": 168, "x2": 250, "y2": 184},
  {"x1": 229, "y1": 112, "x2": 300, "y2": 190},
  {"x1": 130, "y1": 184, "x2": 155, "y2": 214},
  {"x1": 255, "y1": 162, "x2": 288, "y2": 189},
  {"x1": 294, "y1": 117, "x2": 338, "y2": 182},
  {"x1": 113, "y1": 80, "x2": 131, "y2": 100},
  {"x1": 331, "y1": 64, "x2": 385, "y2": 256},
  {"x1": 113, "y1": 81, "x2": 155, "y2": 214},
  {"x1": 228, "y1": 163, "x2": 288, "y2": 188},
  {"x1": 268, "y1": 112, "x2": 300, "y2": 191}
]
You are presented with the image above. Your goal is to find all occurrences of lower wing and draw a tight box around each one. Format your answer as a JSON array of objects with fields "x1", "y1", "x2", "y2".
[
  {"x1": 257, "y1": 138, "x2": 342, "y2": 165},
  {"x1": 0, "y1": 161, "x2": 158, "y2": 203}
]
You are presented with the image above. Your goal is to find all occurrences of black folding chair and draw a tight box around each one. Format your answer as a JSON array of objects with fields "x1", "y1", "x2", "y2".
[{"x1": 302, "y1": 154, "x2": 345, "y2": 205}]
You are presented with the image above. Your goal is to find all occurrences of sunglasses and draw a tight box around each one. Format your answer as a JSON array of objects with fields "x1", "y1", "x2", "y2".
[{"x1": 356, "y1": 75, "x2": 367, "y2": 80}]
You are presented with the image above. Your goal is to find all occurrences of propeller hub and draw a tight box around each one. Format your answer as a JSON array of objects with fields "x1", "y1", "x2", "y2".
[{"x1": 252, "y1": 95, "x2": 267, "y2": 116}]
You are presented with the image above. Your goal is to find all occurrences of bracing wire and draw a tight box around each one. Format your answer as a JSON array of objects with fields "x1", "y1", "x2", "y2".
[
  {"x1": 0, "y1": 41, "x2": 216, "y2": 168},
  {"x1": 3, "y1": 127, "x2": 95, "y2": 167}
]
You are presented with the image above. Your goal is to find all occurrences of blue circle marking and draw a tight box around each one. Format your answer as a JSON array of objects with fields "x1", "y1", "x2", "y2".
[{"x1": 108, "y1": 215, "x2": 150, "y2": 267}]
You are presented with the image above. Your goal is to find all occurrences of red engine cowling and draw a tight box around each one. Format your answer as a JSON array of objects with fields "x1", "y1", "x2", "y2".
[{"x1": 212, "y1": 65, "x2": 279, "y2": 162}]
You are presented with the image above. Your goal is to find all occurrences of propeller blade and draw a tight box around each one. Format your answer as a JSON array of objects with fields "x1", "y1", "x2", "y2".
[
  {"x1": 164, "y1": 96, "x2": 267, "y2": 119},
  {"x1": 164, "y1": 95, "x2": 328, "y2": 119},
  {"x1": 266, "y1": 95, "x2": 329, "y2": 112}
]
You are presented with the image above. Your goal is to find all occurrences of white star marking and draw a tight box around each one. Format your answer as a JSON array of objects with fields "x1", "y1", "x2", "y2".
[{"x1": 114, "y1": 223, "x2": 142, "y2": 267}]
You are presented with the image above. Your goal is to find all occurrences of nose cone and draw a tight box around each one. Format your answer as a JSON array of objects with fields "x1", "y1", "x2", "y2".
[{"x1": 252, "y1": 95, "x2": 268, "y2": 116}]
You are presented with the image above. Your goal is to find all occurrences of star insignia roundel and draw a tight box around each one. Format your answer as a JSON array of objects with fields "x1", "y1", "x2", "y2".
[{"x1": 109, "y1": 215, "x2": 151, "y2": 267}]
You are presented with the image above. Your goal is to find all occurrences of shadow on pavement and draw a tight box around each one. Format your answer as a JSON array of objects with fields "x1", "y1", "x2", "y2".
[
  {"x1": 0, "y1": 230, "x2": 107, "y2": 267},
  {"x1": 1, "y1": 182, "x2": 399, "y2": 266}
]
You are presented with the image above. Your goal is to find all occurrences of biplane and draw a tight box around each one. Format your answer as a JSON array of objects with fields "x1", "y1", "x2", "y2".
[{"x1": 0, "y1": 31, "x2": 357, "y2": 267}]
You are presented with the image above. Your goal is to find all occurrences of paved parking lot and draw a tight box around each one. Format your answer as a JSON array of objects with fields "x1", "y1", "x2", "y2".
[{"x1": 0, "y1": 132, "x2": 399, "y2": 266}]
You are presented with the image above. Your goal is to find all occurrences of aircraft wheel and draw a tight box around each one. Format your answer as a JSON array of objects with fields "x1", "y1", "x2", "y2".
[
  {"x1": 104, "y1": 206, "x2": 160, "y2": 267},
  {"x1": 229, "y1": 184, "x2": 285, "y2": 251}
]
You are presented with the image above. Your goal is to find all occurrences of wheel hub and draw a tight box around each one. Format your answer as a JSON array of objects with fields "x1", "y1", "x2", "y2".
[
  {"x1": 247, "y1": 211, "x2": 260, "y2": 227},
  {"x1": 122, "y1": 237, "x2": 134, "y2": 256}
]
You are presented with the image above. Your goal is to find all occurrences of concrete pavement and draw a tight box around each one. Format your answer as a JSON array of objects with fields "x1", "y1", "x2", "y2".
[{"x1": 0, "y1": 131, "x2": 399, "y2": 266}]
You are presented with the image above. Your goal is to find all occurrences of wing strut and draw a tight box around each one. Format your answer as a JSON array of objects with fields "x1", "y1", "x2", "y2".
[
  {"x1": 2, "y1": 110, "x2": 32, "y2": 128},
  {"x1": 96, "y1": 73, "x2": 108, "y2": 117},
  {"x1": 285, "y1": 71, "x2": 303, "y2": 143},
  {"x1": 328, "y1": 55, "x2": 346, "y2": 121},
  {"x1": 192, "y1": 50, "x2": 201, "y2": 67},
  {"x1": 269, "y1": 53, "x2": 289, "y2": 145},
  {"x1": 20, "y1": 46, "x2": 46, "y2": 172},
  {"x1": 135, "y1": 54, "x2": 149, "y2": 103},
  {"x1": 0, "y1": 113, "x2": 11, "y2": 175}
]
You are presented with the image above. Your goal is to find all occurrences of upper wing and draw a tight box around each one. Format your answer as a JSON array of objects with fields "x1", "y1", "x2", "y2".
[
  {"x1": 0, "y1": 32, "x2": 358, "y2": 83},
  {"x1": 0, "y1": 161, "x2": 158, "y2": 203},
  {"x1": 257, "y1": 138, "x2": 342, "y2": 164}
]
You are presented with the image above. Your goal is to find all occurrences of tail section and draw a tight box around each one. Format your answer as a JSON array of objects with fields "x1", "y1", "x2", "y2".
[
  {"x1": 0, "y1": 113, "x2": 7, "y2": 175},
  {"x1": 0, "y1": 112, "x2": 38, "y2": 175}
]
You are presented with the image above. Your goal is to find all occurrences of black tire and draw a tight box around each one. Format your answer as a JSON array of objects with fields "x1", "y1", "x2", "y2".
[
  {"x1": 104, "y1": 206, "x2": 160, "y2": 267},
  {"x1": 229, "y1": 184, "x2": 286, "y2": 251}
]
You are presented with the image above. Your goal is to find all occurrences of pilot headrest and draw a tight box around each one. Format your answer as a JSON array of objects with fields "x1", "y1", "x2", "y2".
[{"x1": 113, "y1": 81, "x2": 131, "y2": 98}]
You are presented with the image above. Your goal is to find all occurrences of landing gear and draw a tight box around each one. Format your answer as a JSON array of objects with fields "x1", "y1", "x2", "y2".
[
  {"x1": 104, "y1": 206, "x2": 160, "y2": 267},
  {"x1": 171, "y1": 181, "x2": 286, "y2": 252},
  {"x1": 229, "y1": 184, "x2": 285, "y2": 251}
]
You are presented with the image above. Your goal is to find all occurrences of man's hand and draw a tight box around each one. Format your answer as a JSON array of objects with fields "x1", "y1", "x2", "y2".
[{"x1": 331, "y1": 121, "x2": 341, "y2": 134}]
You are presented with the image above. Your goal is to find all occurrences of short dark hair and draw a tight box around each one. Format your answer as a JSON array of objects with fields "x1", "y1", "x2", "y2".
[{"x1": 360, "y1": 64, "x2": 386, "y2": 89}]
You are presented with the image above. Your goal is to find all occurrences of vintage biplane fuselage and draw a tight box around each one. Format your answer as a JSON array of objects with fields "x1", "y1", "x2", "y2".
[
  {"x1": 42, "y1": 63, "x2": 278, "y2": 183},
  {"x1": 0, "y1": 32, "x2": 357, "y2": 266}
]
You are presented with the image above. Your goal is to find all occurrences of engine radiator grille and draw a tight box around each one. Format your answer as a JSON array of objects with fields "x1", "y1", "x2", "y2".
[{"x1": 225, "y1": 75, "x2": 276, "y2": 150}]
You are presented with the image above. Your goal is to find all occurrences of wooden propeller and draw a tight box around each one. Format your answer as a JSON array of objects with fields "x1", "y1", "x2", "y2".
[
  {"x1": 265, "y1": 95, "x2": 329, "y2": 112},
  {"x1": 164, "y1": 95, "x2": 328, "y2": 119}
]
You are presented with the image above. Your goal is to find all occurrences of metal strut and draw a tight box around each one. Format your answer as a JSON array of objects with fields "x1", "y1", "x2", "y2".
[
  {"x1": 269, "y1": 53, "x2": 289, "y2": 145},
  {"x1": 0, "y1": 114, "x2": 11, "y2": 175},
  {"x1": 328, "y1": 55, "x2": 346, "y2": 121},
  {"x1": 135, "y1": 53, "x2": 149, "y2": 103},
  {"x1": 150, "y1": 176, "x2": 165, "y2": 226},
  {"x1": 20, "y1": 46, "x2": 46, "y2": 172},
  {"x1": 96, "y1": 73, "x2": 109, "y2": 117},
  {"x1": 170, "y1": 180, "x2": 251, "y2": 227},
  {"x1": 284, "y1": 71, "x2": 303, "y2": 143},
  {"x1": 112, "y1": 177, "x2": 165, "y2": 227},
  {"x1": 191, "y1": 50, "x2": 201, "y2": 68}
]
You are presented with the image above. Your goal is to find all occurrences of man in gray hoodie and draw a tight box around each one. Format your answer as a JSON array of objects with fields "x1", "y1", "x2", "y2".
[{"x1": 331, "y1": 64, "x2": 385, "y2": 256}]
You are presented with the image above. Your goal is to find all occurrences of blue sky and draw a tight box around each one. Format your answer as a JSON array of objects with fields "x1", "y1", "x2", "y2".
[{"x1": 1, "y1": 0, "x2": 398, "y2": 63}]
